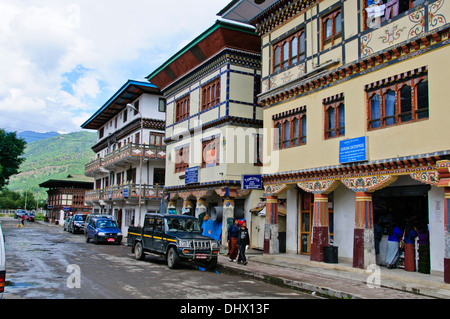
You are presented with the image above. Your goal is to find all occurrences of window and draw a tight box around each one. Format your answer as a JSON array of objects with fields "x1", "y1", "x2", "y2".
[
  {"x1": 324, "y1": 97, "x2": 345, "y2": 139},
  {"x1": 158, "y1": 98, "x2": 166, "y2": 112},
  {"x1": 123, "y1": 109, "x2": 128, "y2": 123},
  {"x1": 364, "y1": 0, "x2": 416, "y2": 30},
  {"x1": 273, "y1": 30, "x2": 306, "y2": 72},
  {"x1": 322, "y1": 9, "x2": 342, "y2": 49},
  {"x1": 149, "y1": 132, "x2": 165, "y2": 146},
  {"x1": 202, "y1": 137, "x2": 220, "y2": 168},
  {"x1": 175, "y1": 95, "x2": 190, "y2": 122},
  {"x1": 273, "y1": 108, "x2": 307, "y2": 150},
  {"x1": 366, "y1": 68, "x2": 429, "y2": 130},
  {"x1": 133, "y1": 100, "x2": 140, "y2": 116},
  {"x1": 175, "y1": 146, "x2": 189, "y2": 173},
  {"x1": 201, "y1": 78, "x2": 220, "y2": 111},
  {"x1": 153, "y1": 168, "x2": 165, "y2": 185}
]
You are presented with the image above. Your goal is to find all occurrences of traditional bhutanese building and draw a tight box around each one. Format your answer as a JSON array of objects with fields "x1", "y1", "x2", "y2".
[
  {"x1": 39, "y1": 174, "x2": 94, "y2": 224},
  {"x1": 147, "y1": 19, "x2": 263, "y2": 245},
  {"x1": 81, "y1": 80, "x2": 166, "y2": 234},
  {"x1": 220, "y1": 0, "x2": 450, "y2": 282}
]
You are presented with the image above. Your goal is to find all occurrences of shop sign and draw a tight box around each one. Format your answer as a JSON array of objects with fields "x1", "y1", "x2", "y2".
[
  {"x1": 339, "y1": 136, "x2": 368, "y2": 164},
  {"x1": 185, "y1": 166, "x2": 199, "y2": 185},
  {"x1": 242, "y1": 175, "x2": 263, "y2": 190}
]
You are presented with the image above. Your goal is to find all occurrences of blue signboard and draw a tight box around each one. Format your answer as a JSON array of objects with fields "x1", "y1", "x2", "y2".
[
  {"x1": 185, "y1": 166, "x2": 199, "y2": 185},
  {"x1": 242, "y1": 175, "x2": 263, "y2": 190},
  {"x1": 123, "y1": 187, "x2": 129, "y2": 198},
  {"x1": 339, "y1": 137, "x2": 368, "y2": 164}
]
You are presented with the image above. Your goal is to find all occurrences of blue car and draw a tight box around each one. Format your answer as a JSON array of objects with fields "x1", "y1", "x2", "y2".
[{"x1": 85, "y1": 218, "x2": 122, "y2": 245}]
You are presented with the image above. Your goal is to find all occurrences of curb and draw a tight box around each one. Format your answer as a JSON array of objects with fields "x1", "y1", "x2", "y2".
[{"x1": 216, "y1": 262, "x2": 358, "y2": 299}]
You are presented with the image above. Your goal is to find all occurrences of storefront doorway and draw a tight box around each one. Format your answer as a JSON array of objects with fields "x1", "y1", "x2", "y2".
[{"x1": 373, "y1": 185, "x2": 430, "y2": 231}]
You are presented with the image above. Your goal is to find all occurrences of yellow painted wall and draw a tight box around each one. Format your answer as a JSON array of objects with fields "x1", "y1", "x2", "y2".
[{"x1": 263, "y1": 47, "x2": 450, "y2": 175}]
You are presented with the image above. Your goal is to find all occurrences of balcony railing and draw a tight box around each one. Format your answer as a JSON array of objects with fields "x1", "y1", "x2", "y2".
[
  {"x1": 85, "y1": 183, "x2": 164, "y2": 202},
  {"x1": 85, "y1": 143, "x2": 166, "y2": 176}
]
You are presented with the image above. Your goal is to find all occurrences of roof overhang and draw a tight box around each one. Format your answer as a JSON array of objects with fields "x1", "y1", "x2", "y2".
[
  {"x1": 81, "y1": 80, "x2": 161, "y2": 130},
  {"x1": 146, "y1": 19, "x2": 260, "y2": 91},
  {"x1": 217, "y1": 0, "x2": 279, "y2": 24}
]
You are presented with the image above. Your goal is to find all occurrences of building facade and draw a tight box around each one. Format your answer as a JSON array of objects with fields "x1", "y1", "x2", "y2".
[
  {"x1": 81, "y1": 80, "x2": 166, "y2": 234},
  {"x1": 39, "y1": 174, "x2": 94, "y2": 224},
  {"x1": 221, "y1": 0, "x2": 450, "y2": 282},
  {"x1": 147, "y1": 20, "x2": 265, "y2": 246}
]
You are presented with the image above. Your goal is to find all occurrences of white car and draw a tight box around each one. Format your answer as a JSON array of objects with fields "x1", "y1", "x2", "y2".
[{"x1": 0, "y1": 222, "x2": 5, "y2": 299}]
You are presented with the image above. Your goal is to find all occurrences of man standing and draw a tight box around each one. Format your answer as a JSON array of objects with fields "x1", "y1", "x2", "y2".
[{"x1": 237, "y1": 220, "x2": 250, "y2": 265}]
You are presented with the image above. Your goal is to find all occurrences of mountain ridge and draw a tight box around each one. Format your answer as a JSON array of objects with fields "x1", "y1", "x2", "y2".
[{"x1": 8, "y1": 131, "x2": 97, "y2": 199}]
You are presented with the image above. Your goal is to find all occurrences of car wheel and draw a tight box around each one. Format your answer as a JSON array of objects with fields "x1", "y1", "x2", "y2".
[
  {"x1": 134, "y1": 241, "x2": 145, "y2": 261},
  {"x1": 85, "y1": 234, "x2": 90, "y2": 243},
  {"x1": 167, "y1": 247, "x2": 180, "y2": 269}
]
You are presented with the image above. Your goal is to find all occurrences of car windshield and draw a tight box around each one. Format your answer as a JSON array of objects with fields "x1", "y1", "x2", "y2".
[
  {"x1": 74, "y1": 215, "x2": 86, "y2": 221},
  {"x1": 96, "y1": 220, "x2": 117, "y2": 228},
  {"x1": 166, "y1": 217, "x2": 201, "y2": 233}
]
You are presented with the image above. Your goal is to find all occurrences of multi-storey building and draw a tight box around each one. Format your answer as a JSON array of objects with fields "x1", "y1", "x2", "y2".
[
  {"x1": 147, "y1": 19, "x2": 264, "y2": 246},
  {"x1": 81, "y1": 80, "x2": 166, "y2": 234},
  {"x1": 39, "y1": 174, "x2": 93, "y2": 224},
  {"x1": 221, "y1": 0, "x2": 450, "y2": 282}
]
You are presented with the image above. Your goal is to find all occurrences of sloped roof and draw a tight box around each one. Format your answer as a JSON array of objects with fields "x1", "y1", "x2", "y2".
[
  {"x1": 39, "y1": 174, "x2": 94, "y2": 189},
  {"x1": 146, "y1": 19, "x2": 260, "y2": 91},
  {"x1": 81, "y1": 80, "x2": 161, "y2": 130}
]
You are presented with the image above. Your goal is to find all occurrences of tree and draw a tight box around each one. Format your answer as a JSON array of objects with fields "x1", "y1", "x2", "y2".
[{"x1": 0, "y1": 129, "x2": 26, "y2": 190}]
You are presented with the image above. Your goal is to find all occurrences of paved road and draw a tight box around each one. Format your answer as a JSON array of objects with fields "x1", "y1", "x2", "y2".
[{"x1": 1, "y1": 217, "x2": 318, "y2": 301}]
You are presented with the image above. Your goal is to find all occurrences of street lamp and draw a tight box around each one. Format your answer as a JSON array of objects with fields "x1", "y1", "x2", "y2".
[{"x1": 126, "y1": 103, "x2": 144, "y2": 227}]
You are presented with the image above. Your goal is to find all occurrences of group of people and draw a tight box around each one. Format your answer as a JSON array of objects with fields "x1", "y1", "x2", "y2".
[
  {"x1": 227, "y1": 218, "x2": 250, "y2": 265},
  {"x1": 375, "y1": 219, "x2": 430, "y2": 274}
]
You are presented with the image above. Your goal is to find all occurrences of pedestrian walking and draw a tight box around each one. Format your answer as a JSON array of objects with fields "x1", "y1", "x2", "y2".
[
  {"x1": 237, "y1": 220, "x2": 250, "y2": 265},
  {"x1": 21, "y1": 213, "x2": 26, "y2": 226},
  {"x1": 228, "y1": 218, "x2": 239, "y2": 262}
]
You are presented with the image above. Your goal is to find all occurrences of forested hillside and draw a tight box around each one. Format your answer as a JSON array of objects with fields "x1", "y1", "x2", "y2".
[{"x1": 8, "y1": 131, "x2": 97, "y2": 199}]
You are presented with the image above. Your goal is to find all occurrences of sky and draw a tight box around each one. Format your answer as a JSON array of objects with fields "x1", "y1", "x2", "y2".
[{"x1": 0, "y1": 0, "x2": 232, "y2": 134}]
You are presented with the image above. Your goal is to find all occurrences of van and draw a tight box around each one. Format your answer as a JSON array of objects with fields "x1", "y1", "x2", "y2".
[{"x1": 0, "y1": 222, "x2": 6, "y2": 299}]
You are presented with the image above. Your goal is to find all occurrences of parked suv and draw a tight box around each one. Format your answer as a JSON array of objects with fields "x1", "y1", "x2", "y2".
[
  {"x1": 127, "y1": 213, "x2": 219, "y2": 270},
  {"x1": 0, "y1": 222, "x2": 6, "y2": 299}
]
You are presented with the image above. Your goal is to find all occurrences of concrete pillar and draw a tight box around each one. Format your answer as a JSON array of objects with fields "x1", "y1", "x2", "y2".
[
  {"x1": 353, "y1": 192, "x2": 376, "y2": 269},
  {"x1": 264, "y1": 195, "x2": 279, "y2": 255},
  {"x1": 311, "y1": 193, "x2": 329, "y2": 262}
]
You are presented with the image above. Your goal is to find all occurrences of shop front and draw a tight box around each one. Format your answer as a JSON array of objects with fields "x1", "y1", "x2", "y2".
[{"x1": 262, "y1": 156, "x2": 450, "y2": 282}]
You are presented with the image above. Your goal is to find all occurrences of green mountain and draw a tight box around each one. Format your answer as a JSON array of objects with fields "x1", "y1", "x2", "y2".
[{"x1": 8, "y1": 131, "x2": 97, "y2": 200}]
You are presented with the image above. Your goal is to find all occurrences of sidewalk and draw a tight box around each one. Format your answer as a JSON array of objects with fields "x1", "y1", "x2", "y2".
[{"x1": 217, "y1": 250, "x2": 450, "y2": 299}]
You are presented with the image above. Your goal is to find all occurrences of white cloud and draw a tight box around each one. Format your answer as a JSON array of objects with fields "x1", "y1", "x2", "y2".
[{"x1": 0, "y1": 0, "x2": 231, "y2": 133}]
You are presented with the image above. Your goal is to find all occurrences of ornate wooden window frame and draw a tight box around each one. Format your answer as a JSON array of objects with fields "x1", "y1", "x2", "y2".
[
  {"x1": 323, "y1": 94, "x2": 345, "y2": 139},
  {"x1": 201, "y1": 136, "x2": 220, "y2": 168},
  {"x1": 201, "y1": 78, "x2": 220, "y2": 111},
  {"x1": 321, "y1": 8, "x2": 342, "y2": 50},
  {"x1": 272, "y1": 30, "x2": 306, "y2": 73},
  {"x1": 175, "y1": 145, "x2": 190, "y2": 173},
  {"x1": 273, "y1": 107, "x2": 307, "y2": 150},
  {"x1": 365, "y1": 68, "x2": 429, "y2": 131},
  {"x1": 175, "y1": 94, "x2": 190, "y2": 123}
]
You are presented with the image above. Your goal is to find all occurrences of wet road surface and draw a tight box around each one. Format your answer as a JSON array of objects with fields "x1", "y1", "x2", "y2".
[{"x1": 1, "y1": 217, "x2": 319, "y2": 300}]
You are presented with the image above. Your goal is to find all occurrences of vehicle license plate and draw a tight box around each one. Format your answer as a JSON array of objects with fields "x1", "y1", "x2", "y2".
[
  {"x1": 107, "y1": 238, "x2": 115, "y2": 242},
  {"x1": 196, "y1": 254, "x2": 207, "y2": 259}
]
